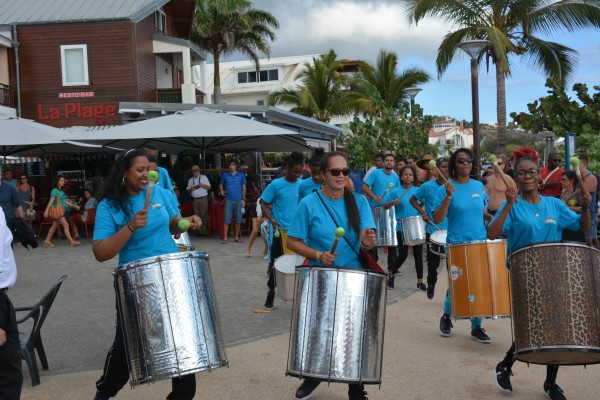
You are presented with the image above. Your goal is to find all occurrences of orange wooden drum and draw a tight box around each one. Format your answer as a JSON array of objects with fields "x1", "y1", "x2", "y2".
[
  {"x1": 280, "y1": 230, "x2": 295, "y2": 255},
  {"x1": 447, "y1": 240, "x2": 510, "y2": 319}
]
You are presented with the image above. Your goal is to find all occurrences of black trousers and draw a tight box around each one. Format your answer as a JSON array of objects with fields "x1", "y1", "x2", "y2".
[
  {"x1": 390, "y1": 232, "x2": 424, "y2": 279},
  {"x1": 267, "y1": 233, "x2": 284, "y2": 291},
  {"x1": 96, "y1": 291, "x2": 196, "y2": 399},
  {"x1": 425, "y1": 233, "x2": 442, "y2": 286},
  {"x1": 502, "y1": 342, "x2": 559, "y2": 383},
  {"x1": 0, "y1": 290, "x2": 23, "y2": 400}
]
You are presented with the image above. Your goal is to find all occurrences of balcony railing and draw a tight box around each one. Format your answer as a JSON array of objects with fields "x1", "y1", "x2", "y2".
[
  {"x1": 0, "y1": 84, "x2": 10, "y2": 107},
  {"x1": 156, "y1": 88, "x2": 182, "y2": 103}
]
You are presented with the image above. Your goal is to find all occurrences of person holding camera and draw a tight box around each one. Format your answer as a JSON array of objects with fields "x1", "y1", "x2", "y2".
[{"x1": 186, "y1": 165, "x2": 211, "y2": 236}]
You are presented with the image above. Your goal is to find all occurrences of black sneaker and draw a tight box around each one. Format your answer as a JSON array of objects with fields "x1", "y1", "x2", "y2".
[
  {"x1": 348, "y1": 383, "x2": 368, "y2": 400},
  {"x1": 471, "y1": 327, "x2": 491, "y2": 343},
  {"x1": 295, "y1": 379, "x2": 321, "y2": 400},
  {"x1": 544, "y1": 381, "x2": 566, "y2": 400},
  {"x1": 494, "y1": 361, "x2": 513, "y2": 392},
  {"x1": 93, "y1": 391, "x2": 110, "y2": 400},
  {"x1": 264, "y1": 291, "x2": 275, "y2": 309},
  {"x1": 426, "y1": 283, "x2": 435, "y2": 299},
  {"x1": 387, "y1": 275, "x2": 395, "y2": 289},
  {"x1": 439, "y1": 314, "x2": 452, "y2": 337},
  {"x1": 417, "y1": 282, "x2": 427, "y2": 291}
]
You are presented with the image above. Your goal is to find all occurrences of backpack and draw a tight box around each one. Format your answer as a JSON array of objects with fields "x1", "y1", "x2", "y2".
[{"x1": 12, "y1": 216, "x2": 39, "y2": 250}]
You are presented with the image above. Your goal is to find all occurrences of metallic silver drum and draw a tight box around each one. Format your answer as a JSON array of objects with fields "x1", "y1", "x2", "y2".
[
  {"x1": 173, "y1": 231, "x2": 194, "y2": 252},
  {"x1": 400, "y1": 216, "x2": 426, "y2": 245},
  {"x1": 287, "y1": 266, "x2": 387, "y2": 384},
  {"x1": 429, "y1": 230, "x2": 447, "y2": 256},
  {"x1": 274, "y1": 254, "x2": 305, "y2": 302},
  {"x1": 114, "y1": 252, "x2": 228, "y2": 386},
  {"x1": 372, "y1": 206, "x2": 397, "y2": 247}
]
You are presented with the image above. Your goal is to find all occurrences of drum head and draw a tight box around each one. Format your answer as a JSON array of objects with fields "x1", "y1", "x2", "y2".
[
  {"x1": 275, "y1": 254, "x2": 306, "y2": 273},
  {"x1": 430, "y1": 230, "x2": 447, "y2": 245}
]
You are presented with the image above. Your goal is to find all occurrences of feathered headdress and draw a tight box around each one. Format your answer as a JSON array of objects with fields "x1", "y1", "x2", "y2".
[{"x1": 513, "y1": 146, "x2": 539, "y2": 163}]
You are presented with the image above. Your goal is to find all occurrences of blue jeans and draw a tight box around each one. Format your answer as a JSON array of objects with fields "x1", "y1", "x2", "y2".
[
  {"x1": 443, "y1": 286, "x2": 482, "y2": 330},
  {"x1": 224, "y1": 200, "x2": 242, "y2": 224}
]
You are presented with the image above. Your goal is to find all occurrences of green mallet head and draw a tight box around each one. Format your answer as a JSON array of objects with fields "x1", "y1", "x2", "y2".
[
  {"x1": 177, "y1": 218, "x2": 190, "y2": 231},
  {"x1": 570, "y1": 156, "x2": 580, "y2": 168},
  {"x1": 147, "y1": 170, "x2": 159, "y2": 184},
  {"x1": 388, "y1": 182, "x2": 393, "y2": 188},
  {"x1": 428, "y1": 160, "x2": 436, "y2": 169},
  {"x1": 274, "y1": 230, "x2": 280, "y2": 238},
  {"x1": 488, "y1": 154, "x2": 498, "y2": 164},
  {"x1": 335, "y1": 227, "x2": 345, "y2": 238}
]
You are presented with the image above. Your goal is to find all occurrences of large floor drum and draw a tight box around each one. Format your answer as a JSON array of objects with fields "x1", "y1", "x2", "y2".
[
  {"x1": 287, "y1": 266, "x2": 387, "y2": 384},
  {"x1": 447, "y1": 240, "x2": 510, "y2": 319},
  {"x1": 373, "y1": 206, "x2": 397, "y2": 247},
  {"x1": 509, "y1": 242, "x2": 600, "y2": 365},
  {"x1": 115, "y1": 252, "x2": 228, "y2": 386}
]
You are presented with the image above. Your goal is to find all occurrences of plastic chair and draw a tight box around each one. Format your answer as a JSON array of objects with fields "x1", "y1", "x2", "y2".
[
  {"x1": 36, "y1": 211, "x2": 61, "y2": 240},
  {"x1": 15, "y1": 275, "x2": 68, "y2": 386},
  {"x1": 71, "y1": 208, "x2": 96, "y2": 239}
]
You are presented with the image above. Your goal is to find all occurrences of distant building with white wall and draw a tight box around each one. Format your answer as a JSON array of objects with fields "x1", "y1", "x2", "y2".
[{"x1": 428, "y1": 119, "x2": 473, "y2": 156}]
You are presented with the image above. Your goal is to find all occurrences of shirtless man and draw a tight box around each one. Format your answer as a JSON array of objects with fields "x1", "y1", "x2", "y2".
[{"x1": 485, "y1": 154, "x2": 512, "y2": 215}]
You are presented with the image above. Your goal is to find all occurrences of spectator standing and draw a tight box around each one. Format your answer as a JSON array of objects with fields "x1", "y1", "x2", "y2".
[
  {"x1": 0, "y1": 206, "x2": 23, "y2": 400},
  {"x1": 577, "y1": 152, "x2": 598, "y2": 246},
  {"x1": 485, "y1": 154, "x2": 512, "y2": 215},
  {"x1": 0, "y1": 167, "x2": 24, "y2": 231},
  {"x1": 17, "y1": 173, "x2": 36, "y2": 226},
  {"x1": 539, "y1": 152, "x2": 563, "y2": 197},
  {"x1": 186, "y1": 165, "x2": 211, "y2": 236},
  {"x1": 1, "y1": 169, "x2": 17, "y2": 187},
  {"x1": 219, "y1": 160, "x2": 247, "y2": 243}
]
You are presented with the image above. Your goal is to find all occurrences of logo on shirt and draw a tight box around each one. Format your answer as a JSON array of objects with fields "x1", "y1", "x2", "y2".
[
  {"x1": 471, "y1": 193, "x2": 480, "y2": 199},
  {"x1": 450, "y1": 265, "x2": 463, "y2": 281},
  {"x1": 151, "y1": 202, "x2": 162, "y2": 209},
  {"x1": 545, "y1": 218, "x2": 557, "y2": 225}
]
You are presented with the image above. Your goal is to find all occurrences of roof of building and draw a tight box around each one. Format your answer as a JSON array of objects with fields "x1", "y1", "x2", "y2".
[
  {"x1": 0, "y1": 0, "x2": 170, "y2": 25},
  {"x1": 429, "y1": 127, "x2": 473, "y2": 137}
]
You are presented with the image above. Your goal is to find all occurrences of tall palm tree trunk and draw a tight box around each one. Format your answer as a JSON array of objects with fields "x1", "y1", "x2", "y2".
[
  {"x1": 495, "y1": 63, "x2": 507, "y2": 154},
  {"x1": 213, "y1": 46, "x2": 222, "y2": 104}
]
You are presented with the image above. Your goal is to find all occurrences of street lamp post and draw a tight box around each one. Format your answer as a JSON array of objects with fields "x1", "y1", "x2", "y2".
[
  {"x1": 403, "y1": 87, "x2": 422, "y2": 121},
  {"x1": 456, "y1": 39, "x2": 490, "y2": 180}
]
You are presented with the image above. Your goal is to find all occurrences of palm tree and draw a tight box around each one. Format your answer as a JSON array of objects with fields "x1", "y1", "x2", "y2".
[
  {"x1": 267, "y1": 50, "x2": 370, "y2": 123},
  {"x1": 192, "y1": 0, "x2": 279, "y2": 104},
  {"x1": 354, "y1": 50, "x2": 431, "y2": 112},
  {"x1": 405, "y1": 0, "x2": 600, "y2": 154}
]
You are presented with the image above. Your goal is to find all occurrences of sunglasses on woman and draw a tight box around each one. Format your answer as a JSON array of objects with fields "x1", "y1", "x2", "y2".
[
  {"x1": 326, "y1": 168, "x2": 351, "y2": 177},
  {"x1": 456, "y1": 157, "x2": 473, "y2": 164}
]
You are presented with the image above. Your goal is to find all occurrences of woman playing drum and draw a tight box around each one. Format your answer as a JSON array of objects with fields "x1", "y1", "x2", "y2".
[
  {"x1": 286, "y1": 151, "x2": 377, "y2": 400},
  {"x1": 382, "y1": 165, "x2": 425, "y2": 291},
  {"x1": 432, "y1": 148, "x2": 491, "y2": 343},
  {"x1": 488, "y1": 150, "x2": 591, "y2": 400},
  {"x1": 91, "y1": 149, "x2": 201, "y2": 400}
]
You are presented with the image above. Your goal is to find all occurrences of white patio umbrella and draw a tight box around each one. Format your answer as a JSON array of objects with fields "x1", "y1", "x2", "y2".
[{"x1": 67, "y1": 107, "x2": 310, "y2": 154}]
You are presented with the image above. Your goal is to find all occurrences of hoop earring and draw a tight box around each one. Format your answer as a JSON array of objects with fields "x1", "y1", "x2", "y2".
[{"x1": 122, "y1": 176, "x2": 126, "y2": 187}]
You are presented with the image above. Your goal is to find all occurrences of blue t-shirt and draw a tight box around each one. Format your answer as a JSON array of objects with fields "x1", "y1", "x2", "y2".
[
  {"x1": 492, "y1": 195, "x2": 581, "y2": 255},
  {"x1": 220, "y1": 171, "x2": 247, "y2": 201},
  {"x1": 158, "y1": 166, "x2": 175, "y2": 194},
  {"x1": 364, "y1": 169, "x2": 400, "y2": 207},
  {"x1": 50, "y1": 188, "x2": 67, "y2": 208},
  {"x1": 261, "y1": 177, "x2": 301, "y2": 229},
  {"x1": 298, "y1": 178, "x2": 322, "y2": 202},
  {"x1": 288, "y1": 191, "x2": 375, "y2": 268},
  {"x1": 93, "y1": 186, "x2": 179, "y2": 266},
  {"x1": 0, "y1": 182, "x2": 23, "y2": 221},
  {"x1": 434, "y1": 179, "x2": 486, "y2": 244},
  {"x1": 383, "y1": 186, "x2": 419, "y2": 231},
  {"x1": 414, "y1": 179, "x2": 448, "y2": 233}
]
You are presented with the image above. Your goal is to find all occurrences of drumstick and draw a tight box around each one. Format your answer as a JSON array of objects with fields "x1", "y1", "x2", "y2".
[
  {"x1": 427, "y1": 220, "x2": 442, "y2": 231},
  {"x1": 428, "y1": 160, "x2": 447, "y2": 184},
  {"x1": 144, "y1": 170, "x2": 159, "y2": 210},
  {"x1": 490, "y1": 155, "x2": 518, "y2": 203},
  {"x1": 177, "y1": 218, "x2": 191, "y2": 232},
  {"x1": 381, "y1": 182, "x2": 394, "y2": 198},
  {"x1": 330, "y1": 227, "x2": 345, "y2": 254},
  {"x1": 570, "y1": 156, "x2": 587, "y2": 196}
]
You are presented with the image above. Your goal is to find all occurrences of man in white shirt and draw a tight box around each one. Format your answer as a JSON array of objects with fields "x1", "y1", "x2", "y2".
[
  {"x1": 186, "y1": 165, "x2": 211, "y2": 236},
  {"x1": 0, "y1": 207, "x2": 22, "y2": 400}
]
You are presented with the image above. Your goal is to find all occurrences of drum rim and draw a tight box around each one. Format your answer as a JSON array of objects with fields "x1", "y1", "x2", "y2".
[
  {"x1": 400, "y1": 215, "x2": 424, "y2": 222},
  {"x1": 286, "y1": 370, "x2": 382, "y2": 385},
  {"x1": 295, "y1": 265, "x2": 387, "y2": 276},
  {"x1": 117, "y1": 251, "x2": 209, "y2": 271},
  {"x1": 515, "y1": 346, "x2": 600, "y2": 366},
  {"x1": 130, "y1": 360, "x2": 230, "y2": 386},
  {"x1": 509, "y1": 240, "x2": 600, "y2": 259},
  {"x1": 451, "y1": 314, "x2": 511, "y2": 320},
  {"x1": 447, "y1": 239, "x2": 507, "y2": 248}
]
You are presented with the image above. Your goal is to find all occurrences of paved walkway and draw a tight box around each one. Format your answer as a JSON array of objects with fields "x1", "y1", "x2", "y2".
[{"x1": 10, "y1": 236, "x2": 600, "y2": 399}]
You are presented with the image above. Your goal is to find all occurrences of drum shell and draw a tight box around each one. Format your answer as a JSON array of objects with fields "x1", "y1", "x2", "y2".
[
  {"x1": 447, "y1": 240, "x2": 510, "y2": 319},
  {"x1": 401, "y1": 216, "x2": 426, "y2": 246},
  {"x1": 274, "y1": 254, "x2": 305, "y2": 302},
  {"x1": 114, "y1": 252, "x2": 228, "y2": 385},
  {"x1": 280, "y1": 230, "x2": 295, "y2": 255},
  {"x1": 429, "y1": 230, "x2": 447, "y2": 256},
  {"x1": 372, "y1": 207, "x2": 397, "y2": 247},
  {"x1": 509, "y1": 242, "x2": 600, "y2": 365},
  {"x1": 287, "y1": 266, "x2": 387, "y2": 384},
  {"x1": 173, "y1": 231, "x2": 194, "y2": 252}
]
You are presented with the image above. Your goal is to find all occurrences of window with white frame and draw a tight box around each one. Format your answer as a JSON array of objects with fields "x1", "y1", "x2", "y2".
[
  {"x1": 237, "y1": 68, "x2": 278, "y2": 84},
  {"x1": 155, "y1": 9, "x2": 167, "y2": 33},
  {"x1": 60, "y1": 45, "x2": 89, "y2": 86}
]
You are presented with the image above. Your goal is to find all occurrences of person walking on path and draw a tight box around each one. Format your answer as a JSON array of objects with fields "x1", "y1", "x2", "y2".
[
  {"x1": 219, "y1": 160, "x2": 247, "y2": 243},
  {"x1": 42, "y1": 175, "x2": 80, "y2": 247}
]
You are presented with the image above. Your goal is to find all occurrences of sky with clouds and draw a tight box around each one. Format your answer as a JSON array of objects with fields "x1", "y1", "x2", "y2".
[{"x1": 221, "y1": 0, "x2": 600, "y2": 124}]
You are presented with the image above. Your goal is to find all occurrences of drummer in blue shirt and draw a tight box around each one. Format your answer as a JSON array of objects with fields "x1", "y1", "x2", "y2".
[
  {"x1": 432, "y1": 148, "x2": 492, "y2": 344},
  {"x1": 488, "y1": 150, "x2": 591, "y2": 400},
  {"x1": 92, "y1": 149, "x2": 201, "y2": 400},
  {"x1": 298, "y1": 148, "x2": 325, "y2": 202}
]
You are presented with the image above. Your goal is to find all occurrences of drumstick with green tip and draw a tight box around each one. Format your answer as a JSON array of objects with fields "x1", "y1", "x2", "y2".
[
  {"x1": 330, "y1": 227, "x2": 345, "y2": 254},
  {"x1": 428, "y1": 160, "x2": 447, "y2": 184},
  {"x1": 144, "y1": 170, "x2": 160, "y2": 210},
  {"x1": 177, "y1": 218, "x2": 191, "y2": 232},
  {"x1": 570, "y1": 156, "x2": 587, "y2": 195},
  {"x1": 490, "y1": 155, "x2": 518, "y2": 202},
  {"x1": 381, "y1": 182, "x2": 394, "y2": 198}
]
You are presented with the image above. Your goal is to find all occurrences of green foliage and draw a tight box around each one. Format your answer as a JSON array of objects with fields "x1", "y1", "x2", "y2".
[
  {"x1": 576, "y1": 134, "x2": 600, "y2": 174},
  {"x1": 511, "y1": 79, "x2": 600, "y2": 137},
  {"x1": 342, "y1": 90, "x2": 435, "y2": 169}
]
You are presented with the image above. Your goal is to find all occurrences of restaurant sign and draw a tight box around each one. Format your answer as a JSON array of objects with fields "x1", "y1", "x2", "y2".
[{"x1": 37, "y1": 102, "x2": 117, "y2": 120}]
